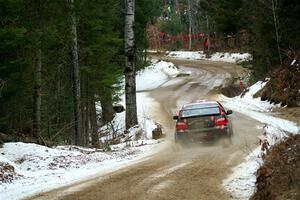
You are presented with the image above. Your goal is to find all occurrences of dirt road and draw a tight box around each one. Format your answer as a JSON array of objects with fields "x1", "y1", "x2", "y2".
[{"x1": 30, "y1": 59, "x2": 262, "y2": 200}]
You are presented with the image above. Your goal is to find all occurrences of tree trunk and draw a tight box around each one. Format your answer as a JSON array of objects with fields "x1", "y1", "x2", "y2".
[
  {"x1": 235, "y1": 32, "x2": 241, "y2": 50},
  {"x1": 100, "y1": 91, "x2": 114, "y2": 124},
  {"x1": 89, "y1": 96, "x2": 98, "y2": 147},
  {"x1": 33, "y1": 0, "x2": 42, "y2": 141},
  {"x1": 173, "y1": 0, "x2": 180, "y2": 16},
  {"x1": 82, "y1": 75, "x2": 89, "y2": 146},
  {"x1": 124, "y1": 0, "x2": 138, "y2": 130},
  {"x1": 187, "y1": 0, "x2": 192, "y2": 50},
  {"x1": 206, "y1": 16, "x2": 210, "y2": 52},
  {"x1": 33, "y1": 46, "x2": 42, "y2": 140},
  {"x1": 68, "y1": 0, "x2": 83, "y2": 146}
]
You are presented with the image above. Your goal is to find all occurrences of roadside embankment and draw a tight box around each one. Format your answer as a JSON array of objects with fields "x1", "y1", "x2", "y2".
[
  {"x1": 251, "y1": 134, "x2": 300, "y2": 200},
  {"x1": 255, "y1": 54, "x2": 300, "y2": 107}
]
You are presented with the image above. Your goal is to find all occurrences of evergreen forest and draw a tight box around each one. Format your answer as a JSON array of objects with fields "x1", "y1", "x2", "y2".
[{"x1": 1, "y1": 0, "x2": 299, "y2": 147}]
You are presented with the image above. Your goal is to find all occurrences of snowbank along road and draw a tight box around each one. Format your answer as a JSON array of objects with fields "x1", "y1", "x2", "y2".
[{"x1": 29, "y1": 59, "x2": 263, "y2": 200}]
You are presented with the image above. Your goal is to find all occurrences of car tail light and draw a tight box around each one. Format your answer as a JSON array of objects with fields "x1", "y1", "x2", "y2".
[
  {"x1": 176, "y1": 119, "x2": 188, "y2": 132},
  {"x1": 214, "y1": 117, "x2": 227, "y2": 126}
]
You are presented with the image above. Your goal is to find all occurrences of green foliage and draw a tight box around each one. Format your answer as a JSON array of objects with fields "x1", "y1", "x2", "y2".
[
  {"x1": 280, "y1": 0, "x2": 300, "y2": 51},
  {"x1": 195, "y1": 0, "x2": 300, "y2": 78},
  {"x1": 197, "y1": 0, "x2": 243, "y2": 34},
  {"x1": 0, "y1": 0, "x2": 32, "y2": 133},
  {"x1": 159, "y1": 15, "x2": 185, "y2": 35},
  {"x1": 0, "y1": 0, "x2": 162, "y2": 144},
  {"x1": 77, "y1": 0, "x2": 123, "y2": 91},
  {"x1": 245, "y1": 0, "x2": 300, "y2": 79},
  {"x1": 135, "y1": 0, "x2": 162, "y2": 70},
  {"x1": 136, "y1": 0, "x2": 162, "y2": 48}
]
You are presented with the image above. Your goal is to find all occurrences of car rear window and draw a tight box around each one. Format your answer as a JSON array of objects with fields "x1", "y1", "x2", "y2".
[
  {"x1": 184, "y1": 103, "x2": 218, "y2": 110},
  {"x1": 181, "y1": 106, "x2": 220, "y2": 118}
]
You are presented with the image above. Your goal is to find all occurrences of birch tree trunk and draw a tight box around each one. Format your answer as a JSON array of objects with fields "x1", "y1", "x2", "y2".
[
  {"x1": 33, "y1": 0, "x2": 42, "y2": 141},
  {"x1": 68, "y1": 0, "x2": 83, "y2": 146},
  {"x1": 124, "y1": 0, "x2": 138, "y2": 130},
  {"x1": 173, "y1": 0, "x2": 180, "y2": 16},
  {"x1": 187, "y1": 0, "x2": 192, "y2": 50},
  {"x1": 271, "y1": 0, "x2": 282, "y2": 64}
]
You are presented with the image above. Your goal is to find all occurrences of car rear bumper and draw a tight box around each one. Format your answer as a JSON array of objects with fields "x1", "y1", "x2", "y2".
[{"x1": 175, "y1": 127, "x2": 231, "y2": 142}]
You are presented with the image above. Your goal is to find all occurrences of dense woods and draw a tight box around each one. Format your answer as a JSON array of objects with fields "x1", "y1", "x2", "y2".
[
  {"x1": 0, "y1": 0, "x2": 160, "y2": 146},
  {"x1": 154, "y1": 0, "x2": 300, "y2": 77},
  {"x1": 1, "y1": 0, "x2": 299, "y2": 146}
]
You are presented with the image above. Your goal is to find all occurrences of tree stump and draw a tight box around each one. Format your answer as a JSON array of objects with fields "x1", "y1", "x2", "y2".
[{"x1": 152, "y1": 124, "x2": 164, "y2": 140}]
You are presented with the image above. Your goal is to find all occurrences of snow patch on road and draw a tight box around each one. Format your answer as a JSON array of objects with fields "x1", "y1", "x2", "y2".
[
  {"x1": 136, "y1": 60, "x2": 180, "y2": 91},
  {"x1": 148, "y1": 180, "x2": 174, "y2": 193},
  {"x1": 153, "y1": 162, "x2": 189, "y2": 178},
  {"x1": 167, "y1": 51, "x2": 252, "y2": 63},
  {"x1": 161, "y1": 78, "x2": 184, "y2": 87},
  {"x1": 221, "y1": 80, "x2": 300, "y2": 200}
]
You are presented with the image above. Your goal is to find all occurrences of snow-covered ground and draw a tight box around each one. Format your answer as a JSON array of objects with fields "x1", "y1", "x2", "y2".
[
  {"x1": 0, "y1": 141, "x2": 162, "y2": 200},
  {"x1": 220, "y1": 80, "x2": 300, "y2": 200},
  {"x1": 219, "y1": 81, "x2": 299, "y2": 134},
  {"x1": 136, "y1": 60, "x2": 181, "y2": 91},
  {"x1": 168, "y1": 51, "x2": 206, "y2": 60},
  {"x1": 167, "y1": 51, "x2": 252, "y2": 64},
  {"x1": 100, "y1": 60, "x2": 181, "y2": 140},
  {"x1": 0, "y1": 60, "x2": 181, "y2": 200},
  {"x1": 99, "y1": 92, "x2": 158, "y2": 143}
]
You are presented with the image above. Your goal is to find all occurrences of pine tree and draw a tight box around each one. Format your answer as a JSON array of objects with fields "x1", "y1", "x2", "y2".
[
  {"x1": 32, "y1": 0, "x2": 42, "y2": 142},
  {"x1": 67, "y1": 0, "x2": 83, "y2": 146}
]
